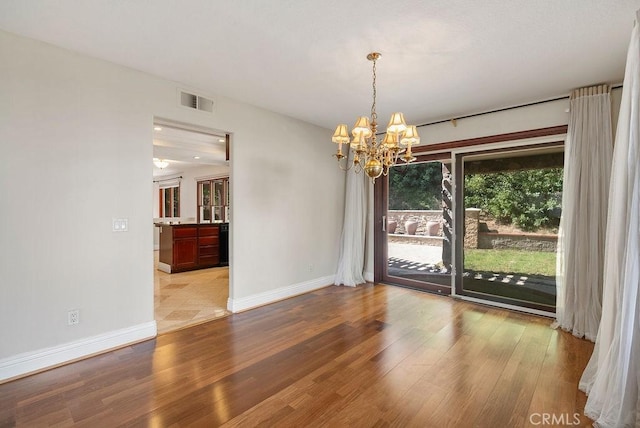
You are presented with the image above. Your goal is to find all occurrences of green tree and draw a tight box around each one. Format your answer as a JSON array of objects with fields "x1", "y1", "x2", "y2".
[
  {"x1": 464, "y1": 168, "x2": 563, "y2": 231},
  {"x1": 389, "y1": 162, "x2": 443, "y2": 210}
]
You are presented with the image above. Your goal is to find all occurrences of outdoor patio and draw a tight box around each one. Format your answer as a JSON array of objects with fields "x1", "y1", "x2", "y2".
[{"x1": 387, "y1": 242, "x2": 556, "y2": 307}]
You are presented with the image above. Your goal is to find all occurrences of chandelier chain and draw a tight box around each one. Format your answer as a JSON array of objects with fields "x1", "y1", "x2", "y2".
[{"x1": 371, "y1": 57, "x2": 377, "y2": 123}]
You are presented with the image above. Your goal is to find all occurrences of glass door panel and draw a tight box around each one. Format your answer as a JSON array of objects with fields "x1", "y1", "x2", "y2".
[
  {"x1": 172, "y1": 186, "x2": 180, "y2": 217},
  {"x1": 213, "y1": 206, "x2": 223, "y2": 221},
  {"x1": 455, "y1": 148, "x2": 563, "y2": 312},
  {"x1": 198, "y1": 178, "x2": 229, "y2": 223},
  {"x1": 213, "y1": 180, "x2": 223, "y2": 206},
  {"x1": 164, "y1": 188, "x2": 172, "y2": 217},
  {"x1": 382, "y1": 160, "x2": 452, "y2": 294},
  {"x1": 213, "y1": 179, "x2": 226, "y2": 222},
  {"x1": 198, "y1": 182, "x2": 212, "y2": 222}
]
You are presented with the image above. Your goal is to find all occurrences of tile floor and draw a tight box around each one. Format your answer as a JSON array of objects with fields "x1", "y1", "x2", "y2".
[{"x1": 154, "y1": 251, "x2": 230, "y2": 334}]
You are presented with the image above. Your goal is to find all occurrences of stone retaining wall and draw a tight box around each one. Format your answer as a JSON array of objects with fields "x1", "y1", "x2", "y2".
[
  {"x1": 388, "y1": 209, "x2": 557, "y2": 252},
  {"x1": 478, "y1": 232, "x2": 558, "y2": 252},
  {"x1": 387, "y1": 209, "x2": 480, "y2": 249}
]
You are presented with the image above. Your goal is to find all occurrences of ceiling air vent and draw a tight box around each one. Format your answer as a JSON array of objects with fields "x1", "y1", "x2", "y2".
[{"x1": 179, "y1": 90, "x2": 215, "y2": 113}]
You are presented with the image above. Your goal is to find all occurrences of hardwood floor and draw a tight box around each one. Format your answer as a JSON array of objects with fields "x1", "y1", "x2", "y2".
[{"x1": 0, "y1": 284, "x2": 594, "y2": 427}]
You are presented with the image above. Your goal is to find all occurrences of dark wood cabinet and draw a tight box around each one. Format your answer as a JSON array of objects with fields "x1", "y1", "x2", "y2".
[
  {"x1": 173, "y1": 236, "x2": 198, "y2": 270},
  {"x1": 157, "y1": 223, "x2": 226, "y2": 273},
  {"x1": 198, "y1": 226, "x2": 219, "y2": 267}
]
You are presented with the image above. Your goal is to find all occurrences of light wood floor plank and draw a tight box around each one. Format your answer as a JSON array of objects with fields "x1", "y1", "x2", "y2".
[{"x1": 0, "y1": 284, "x2": 594, "y2": 427}]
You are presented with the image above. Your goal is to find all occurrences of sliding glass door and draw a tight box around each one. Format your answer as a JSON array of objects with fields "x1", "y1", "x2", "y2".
[
  {"x1": 376, "y1": 143, "x2": 564, "y2": 315},
  {"x1": 454, "y1": 147, "x2": 563, "y2": 313},
  {"x1": 381, "y1": 158, "x2": 452, "y2": 295}
]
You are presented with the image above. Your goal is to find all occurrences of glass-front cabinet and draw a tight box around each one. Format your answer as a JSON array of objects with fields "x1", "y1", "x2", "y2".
[{"x1": 198, "y1": 177, "x2": 229, "y2": 223}]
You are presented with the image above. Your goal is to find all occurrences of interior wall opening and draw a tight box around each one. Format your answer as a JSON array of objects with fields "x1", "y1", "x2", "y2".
[{"x1": 152, "y1": 119, "x2": 231, "y2": 334}]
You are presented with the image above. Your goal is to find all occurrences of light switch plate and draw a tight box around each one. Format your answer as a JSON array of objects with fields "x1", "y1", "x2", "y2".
[{"x1": 112, "y1": 218, "x2": 128, "y2": 232}]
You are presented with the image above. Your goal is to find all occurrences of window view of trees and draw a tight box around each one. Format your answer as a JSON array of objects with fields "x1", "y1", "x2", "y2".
[
  {"x1": 388, "y1": 161, "x2": 563, "y2": 232},
  {"x1": 464, "y1": 168, "x2": 563, "y2": 232},
  {"x1": 388, "y1": 162, "x2": 443, "y2": 210}
]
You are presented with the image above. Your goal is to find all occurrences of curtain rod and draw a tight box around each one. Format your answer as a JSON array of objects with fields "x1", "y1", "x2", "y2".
[
  {"x1": 417, "y1": 83, "x2": 623, "y2": 128},
  {"x1": 153, "y1": 175, "x2": 183, "y2": 183}
]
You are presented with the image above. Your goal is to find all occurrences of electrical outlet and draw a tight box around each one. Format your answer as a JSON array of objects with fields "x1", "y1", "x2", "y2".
[
  {"x1": 68, "y1": 309, "x2": 79, "y2": 325},
  {"x1": 308, "y1": 263, "x2": 314, "y2": 273}
]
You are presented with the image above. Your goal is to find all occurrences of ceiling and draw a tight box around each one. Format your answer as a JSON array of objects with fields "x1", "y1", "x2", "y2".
[
  {"x1": 1, "y1": 1, "x2": 639, "y2": 131},
  {"x1": 152, "y1": 125, "x2": 227, "y2": 176}
]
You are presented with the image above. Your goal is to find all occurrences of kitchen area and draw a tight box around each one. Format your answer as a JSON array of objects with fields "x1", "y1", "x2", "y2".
[
  {"x1": 155, "y1": 176, "x2": 230, "y2": 273},
  {"x1": 157, "y1": 222, "x2": 228, "y2": 273},
  {"x1": 152, "y1": 123, "x2": 231, "y2": 333}
]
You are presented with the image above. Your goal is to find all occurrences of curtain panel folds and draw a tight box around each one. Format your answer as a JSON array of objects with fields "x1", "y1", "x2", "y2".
[
  {"x1": 554, "y1": 85, "x2": 613, "y2": 341},
  {"x1": 334, "y1": 149, "x2": 368, "y2": 287},
  {"x1": 579, "y1": 10, "x2": 640, "y2": 427}
]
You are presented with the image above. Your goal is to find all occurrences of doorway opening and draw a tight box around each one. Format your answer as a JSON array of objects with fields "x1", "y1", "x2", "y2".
[{"x1": 152, "y1": 120, "x2": 231, "y2": 333}]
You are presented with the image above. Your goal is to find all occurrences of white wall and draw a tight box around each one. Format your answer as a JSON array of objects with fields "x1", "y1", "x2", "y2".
[
  {"x1": 419, "y1": 98, "x2": 570, "y2": 146},
  {"x1": 418, "y1": 87, "x2": 622, "y2": 148},
  {"x1": 229, "y1": 111, "x2": 343, "y2": 304},
  {"x1": 0, "y1": 30, "x2": 344, "y2": 378}
]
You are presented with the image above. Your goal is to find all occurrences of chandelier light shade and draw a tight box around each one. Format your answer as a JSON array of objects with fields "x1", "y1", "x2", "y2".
[
  {"x1": 386, "y1": 113, "x2": 407, "y2": 134},
  {"x1": 332, "y1": 124, "x2": 350, "y2": 157},
  {"x1": 331, "y1": 52, "x2": 420, "y2": 181},
  {"x1": 381, "y1": 132, "x2": 397, "y2": 148},
  {"x1": 400, "y1": 125, "x2": 420, "y2": 163},
  {"x1": 153, "y1": 158, "x2": 169, "y2": 169}
]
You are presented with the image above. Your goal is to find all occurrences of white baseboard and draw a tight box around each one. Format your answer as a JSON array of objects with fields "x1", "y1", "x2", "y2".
[
  {"x1": 227, "y1": 275, "x2": 334, "y2": 312},
  {"x1": 364, "y1": 271, "x2": 374, "y2": 283},
  {"x1": 0, "y1": 321, "x2": 157, "y2": 383}
]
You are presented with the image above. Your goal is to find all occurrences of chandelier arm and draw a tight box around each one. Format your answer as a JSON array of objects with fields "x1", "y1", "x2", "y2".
[
  {"x1": 393, "y1": 148, "x2": 401, "y2": 165},
  {"x1": 337, "y1": 144, "x2": 357, "y2": 172},
  {"x1": 338, "y1": 159, "x2": 354, "y2": 171}
]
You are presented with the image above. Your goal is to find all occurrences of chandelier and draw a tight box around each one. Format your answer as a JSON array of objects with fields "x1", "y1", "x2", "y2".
[
  {"x1": 331, "y1": 52, "x2": 420, "y2": 181},
  {"x1": 153, "y1": 158, "x2": 169, "y2": 169}
]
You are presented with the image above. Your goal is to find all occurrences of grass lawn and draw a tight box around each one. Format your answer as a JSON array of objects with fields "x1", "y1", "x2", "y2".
[{"x1": 464, "y1": 249, "x2": 556, "y2": 277}]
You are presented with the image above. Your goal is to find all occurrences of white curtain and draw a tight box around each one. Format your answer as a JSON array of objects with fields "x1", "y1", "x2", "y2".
[
  {"x1": 554, "y1": 84, "x2": 613, "y2": 341},
  {"x1": 579, "y1": 11, "x2": 640, "y2": 427},
  {"x1": 334, "y1": 149, "x2": 368, "y2": 287}
]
